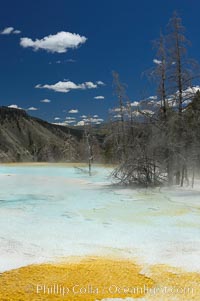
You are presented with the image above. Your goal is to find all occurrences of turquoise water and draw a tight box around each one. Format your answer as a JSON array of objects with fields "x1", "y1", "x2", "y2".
[{"x1": 0, "y1": 164, "x2": 200, "y2": 272}]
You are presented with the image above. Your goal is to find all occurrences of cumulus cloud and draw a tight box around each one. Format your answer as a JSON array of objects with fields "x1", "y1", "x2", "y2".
[
  {"x1": 94, "y1": 96, "x2": 105, "y2": 100},
  {"x1": 132, "y1": 110, "x2": 140, "y2": 117},
  {"x1": 7, "y1": 104, "x2": 22, "y2": 109},
  {"x1": 114, "y1": 114, "x2": 121, "y2": 118},
  {"x1": 83, "y1": 117, "x2": 104, "y2": 124},
  {"x1": 76, "y1": 120, "x2": 85, "y2": 126},
  {"x1": 1, "y1": 27, "x2": 14, "y2": 35},
  {"x1": 75, "y1": 117, "x2": 104, "y2": 127},
  {"x1": 131, "y1": 101, "x2": 139, "y2": 107},
  {"x1": 27, "y1": 106, "x2": 38, "y2": 111},
  {"x1": 153, "y1": 59, "x2": 162, "y2": 65},
  {"x1": 149, "y1": 96, "x2": 157, "y2": 100},
  {"x1": 66, "y1": 116, "x2": 76, "y2": 120},
  {"x1": 85, "y1": 82, "x2": 97, "y2": 89},
  {"x1": 53, "y1": 119, "x2": 76, "y2": 126},
  {"x1": 96, "y1": 81, "x2": 105, "y2": 86},
  {"x1": 54, "y1": 117, "x2": 61, "y2": 120},
  {"x1": 35, "y1": 80, "x2": 100, "y2": 93},
  {"x1": 13, "y1": 30, "x2": 21, "y2": 34},
  {"x1": 182, "y1": 85, "x2": 200, "y2": 95},
  {"x1": 68, "y1": 109, "x2": 79, "y2": 114},
  {"x1": 1, "y1": 27, "x2": 21, "y2": 35},
  {"x1": 111, "y1": 107, "x2": 126, "y2": 113},
  {"x1": 20, "y1": 31, "x2": 87, "y2": 53},
  {"x1": 40, "y1": 98, "x2": 51, "y2": 103},
  {"x1": 53, "y1": 122, "x2": 67, "y2": 126},
  {"x1": 140, "y1": 109, "x2": 154, "y2": 115}
]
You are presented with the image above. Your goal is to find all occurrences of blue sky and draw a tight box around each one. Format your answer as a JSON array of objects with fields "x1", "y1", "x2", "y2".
[{"x1": 0, "y1": 0, "x2": 200, "y2": 125}]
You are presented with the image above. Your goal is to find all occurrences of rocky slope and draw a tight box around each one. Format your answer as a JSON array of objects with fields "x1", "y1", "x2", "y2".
[{"x1": 0, "y1": 107, "x2": 82, "y2": 162}]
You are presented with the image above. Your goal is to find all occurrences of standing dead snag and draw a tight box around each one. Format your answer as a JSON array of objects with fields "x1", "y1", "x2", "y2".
[
  {"x1": 63, "y1": 129, "x2": 78, "y2": 161},
  {"x1": 152, "y1": 31, "x2": 168, "y2": 119},
  {"x1": 167, "y1": 11, "x2": 199, "y2": 186},
  {"x1": 167, "y1": 12, "x2": 188, "y2": 185},
  {"x1": 184, "y1": 90, "x2": 200, "y2": 187},
  {"x1": 83, "y1": 118, "x2": 94, "y2": 176},
  {"x1": 112, "y1": 71, "x2": 127, "y2": 160},
  {"x1": 151, "y1": 31, "x2": 174, "y2": 184}
]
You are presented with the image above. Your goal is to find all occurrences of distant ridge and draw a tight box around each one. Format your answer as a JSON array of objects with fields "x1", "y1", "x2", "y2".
[{"x1": 0, "y1": 106, "x2": 82, "y2": 162}]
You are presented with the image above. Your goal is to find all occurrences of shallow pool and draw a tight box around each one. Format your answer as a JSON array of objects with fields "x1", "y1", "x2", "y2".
[{"x1": 0, "y1": 164, "x2": 199, "y2": 272}]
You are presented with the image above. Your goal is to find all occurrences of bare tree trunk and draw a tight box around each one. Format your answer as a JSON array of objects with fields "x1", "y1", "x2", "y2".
[
  {"x1": 175, "y1": 170, "x2": 180, "y2": 185},
  {"x1": 192, "y1": 167, "x2": 195, "y2": 188},
  {"x1": 180, "y1": 164, "x2": 185, "y2": 187},
  {"x1": 167, "y1": 151, "x2": 174, "y2": 185},
  {"x1": 84, "y1": 120, "x2": 93, "y2": 176}
]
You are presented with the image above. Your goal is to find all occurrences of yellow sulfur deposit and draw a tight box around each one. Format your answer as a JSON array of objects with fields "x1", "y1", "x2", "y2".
[
  {"x1": 0, "y1": 257, "x2": 199, "y2": 301},
  {"x1": 145, "y1": 264, "x2": 200, "y2": 301},
  {"x1": 0, "y1": 257, "x2": 153, "y2": 300}
]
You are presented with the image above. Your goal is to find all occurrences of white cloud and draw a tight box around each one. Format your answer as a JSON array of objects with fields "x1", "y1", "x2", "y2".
[
  {"x1": 182, "y1": 85, "x2": 200, "y2": 95},
  {"x1": 93, "y1": 115, "x2": 99, "y2": 118},
  {"x1": 13, "y1": 30, "x2": 21, "y2": 34},
  {"x1": 96, "y1": 81, "x2": 105, "y2": 85},
  {"x1": 141, "y1": 109, "x2": 154, "y2": 115},
  {"x1": 7, "y1": 104, "x2": 22, "y2": 109},
  {"x1": 40, "y1": 98, "x2": 51, "y2": 103},
  {"x1": 52, "y1": 122, "x2": 67, "y2": 126},
  {"x1": 153, "y1": 59, "x2": 162, "y2": 65},
  {"x1": 132, "y1": 110, "x2": 140, "y2": 116},
  {"x1": 20, "y1": 31, "x2": 87, "y2": 53},
  {"x1": 36, "y1": 80, "x2": 99, "y2": 93},
  {"x1": 1, "y1": 27, "x2": 21, "y2": 35},
  {"x1": 83, "y1": 117, "x2": 104, "y2": 123},
  {"x1": 81, "y1": 115, "x2": 87, "y2": 118},
  {"x1": 85, "y1": 81, "x2": 97, "y2": 89},
  {"x1": 66, "y1": 116, "x2": 76, "y2": 120},
  {"x1": 53, "y1": 120, "x2": 75, "y2": 126},
  {"x1": 149, "y1": 96, "x2": 157, "y2": 100},
  {"x1": 94, "y1": 96, "x2": 105, "y2": 100},
  {"x1": 68, "y1": 109, "x2": 79, "y2": 114},
  {"x1": 76, "y1": 120, "x2": 85, "y2": 126},
  {"x1": 111, "y1": 106, "x2": 126, "y2": 113},
  {"x1": 92, "y1": 118, "x2": 104, "y2": 123},
  {"x1": 27, "y1": 106, "x2": 38, "y2": 111},
  {"x1": 131, "y1": 101, "x2": 139, "y2": 107},
  {"x1": 54, "y1": 117, "x2": 61, "y2": 120},
  {"x1": 75, "y1": 117, "x2": 104, "y2": 127},
  {"x1": 1, "y1": 27, "x2": 14, "y2": 34}
]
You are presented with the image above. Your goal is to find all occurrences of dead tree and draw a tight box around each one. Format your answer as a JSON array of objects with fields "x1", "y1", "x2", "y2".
[
  {"x1": 83, "y1": 118, "x2": 94, "y2": 176},
  {"x1": 63, "y1": 129, "x2": 78, "y2": 161},
  {"x1": 112, "y1": 71, "x2": 127, "y2": 160}
]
